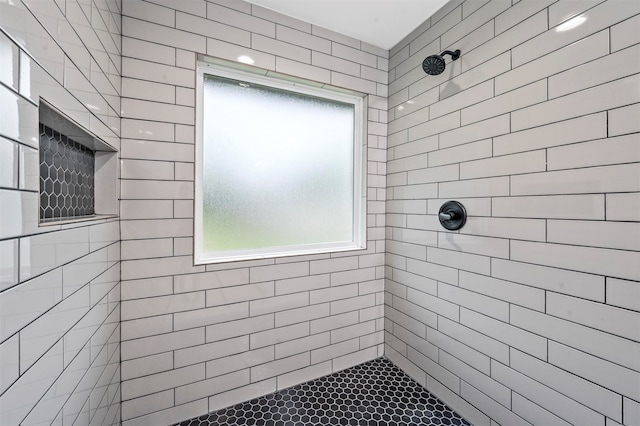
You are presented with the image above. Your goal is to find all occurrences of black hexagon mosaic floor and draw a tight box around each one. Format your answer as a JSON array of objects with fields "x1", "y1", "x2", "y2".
[{"x1": 176, "y1": 357, "x2": 471, "y2": 426}]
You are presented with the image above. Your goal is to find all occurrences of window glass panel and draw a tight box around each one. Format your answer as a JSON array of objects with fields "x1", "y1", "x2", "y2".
[{"x1": 201, "y1": 74, "x2": 355, "y2": 253}]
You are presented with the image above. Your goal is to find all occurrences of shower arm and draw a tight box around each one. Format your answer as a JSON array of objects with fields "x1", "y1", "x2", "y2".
[{"x1": 440, "y1": 50, "x2": 461, "y2": 60}]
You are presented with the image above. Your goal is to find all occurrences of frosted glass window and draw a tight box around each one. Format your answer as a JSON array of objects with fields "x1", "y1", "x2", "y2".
[{"x1": 195, "y1": 65, "x2": 365, "y2": 264}]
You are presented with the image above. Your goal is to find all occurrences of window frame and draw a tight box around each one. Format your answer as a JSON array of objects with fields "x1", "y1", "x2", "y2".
[{"x1": 194, "y1": 61, "x2": 367, "y2": 265}]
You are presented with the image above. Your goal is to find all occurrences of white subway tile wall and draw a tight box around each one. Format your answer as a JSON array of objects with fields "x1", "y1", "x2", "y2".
[
  {"x1": 119, "y1": 0, "x2": 386, "y2": 424},
  {"x1": 386, "y1": 2, "x2": 639, "y2": 426},
  {"x1": 0, "y1": 1, "x2": 121, "y2": 426}
]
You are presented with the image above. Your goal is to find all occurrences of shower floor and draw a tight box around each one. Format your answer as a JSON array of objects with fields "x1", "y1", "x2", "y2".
[{"x1": 176, "y1": 357, "x2": 471, "y2": 426}]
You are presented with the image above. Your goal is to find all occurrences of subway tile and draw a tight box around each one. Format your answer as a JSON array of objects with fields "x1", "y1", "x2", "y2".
[
  {"x1": 123, "y1": 363, "x2": 204, "y2": 401},
  {"x1": 439, "y1": 282, "x2": 509, "y2": 322},
  {"x1": 512, "y1": 163, "x2": 640, "y2": 197},
  {"x1": 547, "y1": 0, "x2": 604, "y2": 28},
  {"x1": 0, "y1": 137, "x2": 18, "y2": 189},
  {"x1": 311, "y1": 338, "x2": 360, "y2": 365},
  {"x1": 310, "y1": 311, "x2": 358, "y2": 335},
  {"x1": 206, "y1": 314, "x2": 273, "y2": 342},
  {"x1": 440, "y1": 53, "x2": 509, "y2": 102},
  {"x1": 122, "y1": 37, "x2": 175, "y2": 65},
  {"x1": 606, "y1": 277, "x2": 640, "y2": 312},
  {"x1": 331, "y1": 294, "x2": 376, "y2": 315},
  {"x1": 0, "y1": 268, "x2": 62, "y2": 340},
  {"x1": 175, "y1": 369, "x2": 249, "y2": 405},
  {"x1": 0, "y1": 31, "x2": 19, "y2": 90},
  {"x1": 609, "y1": 103, "x2": 640, "y2": 137},
  {"x1": 624, "y1": 398, "x2": 640, "y2": 426},
  {"x1": 121, "y1": 389, "x2": 174, "y2": 421},
  {"x1": 275, "y1": 274, "x2": 329, "y2": 295},
  {"x1": 607, "y1": 193, "x2": 640, "y2": 222},
  {"x1": 122, "y1": 98, "x2": 193, "y2": 125},
  {"x1": 277, "y1": 361, "x2": 332, "y2": 391},
  {"x1": 494, "y1": 112, "x2": 607, "y2": 155},
  {"x1": 440, "y1": 114, "x2": 510, "y2": 149},
  {"x1": 121, "y1": 276, "x2": 173, "y2": 300},
  {"x1": 513, "y1": 74, "x2": 640, "y2": 131},
  {"x1": 548, "y1": 219, "x2": 640, "y2": 251},
  {"x1": 250, "y1": 322, "x2": 309, "y2": 350},
  {"x1": 510, "y1": 306, "x2": 640, "y2": 372},
  {"x1": 251, "y1": 352, "x2": 310, "y2": 382},
  {"x1": 460, "y1": 271, "x2": 544, "y2": 311},
  {"x1": 493, "y1": 194, "x2": 605, "y2": 220},
  {"x1": 428, "y1": 327, "x2": 490, "y2": 375},
  {"x1": 206, "y1": 346, "x2": 273, "y2": 378},
  {"x1": 121, "y1": 238, "x2": 173, "y2": 260},
  {"x1": 441, "y1": 351, "x2": 511, "y2": 408},
  {"x1": 511, "y1": 392, "x2": 572, "y2": 426},
  {"x1": 497, "y1": 29, "x2": 608, "y2": 95},
  {"x1": 407, "y1": 287, "x2": 459, "y2": 321},
  {"x1": 121, "y1": 159, "x2": 174, "y2": 180},
  {"x1": 439, "y1": 176, "x2": 509, "y2": 198},
  {"x1": 429, "y1": 139, "x2": 492, "y2": 167},
  {"x1": 432, "y1": 80, "x2": 494, "y2": 120},
  {"x1": 461, "y1": 216, "x2": 546, "y2": 242},
  {"x1": 250, "y1": 262, "x2": 309, "y2": 283},
  {"x1": 393, "y1": 324, "x2": 438, "y2": 361},
  {"x1": 491, "y1": 360, "x2": 604, "y2": 425},
  {"x1": 0, "y1": 239, "x2": 18, "y2": 291},
  {"x1": 0, "y1": 335, "x2": 19, "y2": 395},
  {"x1": 208, "y1": 378, "x2": 276, "y2": 413},
  {"x1": 121, "y1": 139, "x2": 194, "y2": 162},
  {"x1": 249, "y1": 292, "x2": 308, "y2": 316},
  {"x1": 462, "y1": 308, "x2": 547, "y2": 360},
  {"x1": 391, "y1": 269, "x2": 437, "y2": 295},
  {"x1": 120, "y1": 200, "x2": 174, "y2": 220},
  {"x1": 330, "y1": 71, "x2": 377, "y2": 94},
  {"x1": 492, "y1": 258, "x2": 604, "y2": 301},
  {"x1": 274, "y1": 57, "x2": 329, "y2": 83},
  {"x1": 121, "y1": 255, "x2": 205, "y2": 280},
  {"x1": 611, "y1": 13, "x2": 640, "y2": 52},
  {"x1": 20, "y1": 227, "x2": 89, "y2": 280},
  {"x1": 275, "y1": 25, "x2": 329, "y2": 53},
  {"x1": 0, "y1": 342, "x2": 62, "y2": 426},
  {"x1": 123, "y1": 77, "x2": 174, "y2": 106},
  {"x1": 121, "y1": 291, "x2": 204, "y2": 321},
  {"x1": 408, "y1": 111, "x2": 460, "y2": 141},
  {"x1": 549, "y1": 341, "x2": 640, "y2": 401},
  {"x1": 406, "y1": 258, "x2": 458, "y2": 286},
  {"x1": 411, "y1": 348, "x2": 462, "y2": 395},
  {"x1": 174, "y1": 336, "x2": 248, "y2": 368},
  {"x1": 426, "y1": 247, "x2": 490, "y2": 276},
  {"x1": 461, "y1": 150, "x2": 546, "y2": 179},
  {"x1": 462, "y1": 79, "x2": 547, "y2": 126},
  {"x1": 174, "y1": 269, "x2": 249, "y2": 293},
  {"x1": 547, "y1": 292, "x2": 640, "y2": 341},
  {"x1": 206, "y1": 38, "x2": 275, "y2": 70},
  {"x1": 438, "y1": 232, "x2": 509, "y2": 259},
  {"x1": 464, "y1": 9, "x2": 547, "y2": 71},
  {"x1": 276, "y1": 332, "x2": 330, "y2": 359},
  {"x1": 513, "y1": 0, "x2": 640, "y2": 67},
  {"x1": 121, "y1": 398, "x2": 207, "y2": 425},
  {"x1": 512, "y1": 239, "x2": 640, "y2": 281},
  {"x1": 207, "y1": 2, "x2": 274, "y2": 38},
  {"x1": 123, "y1": 16, "x2": 206, "y2": 52},
  {"x1": 252, "y1": 34, "x2": 310, "y2": 63},
  {"x1": 124, "y1": 56, "x2": 194, "y2": 88},
  {"x1": 206, "y1": 282, "x2": 274, "y2": 307},
  {"x1": 121, "y1": 180, "x2": 194, "y2": 200},
  {"x1": 121, "y1": 314, "x2": 172, "y2": 341},
  {"x1": 511, "y1": 348, "x2": 622, "y2": 421},
  {"x1": 121, "y1": 328, "x2": 204, "y2": 361},
  {"x1": 173, "y1": 302, "x2": 247, "y2": 331},
  {"x1": 550, "y1": 44, "x2": 640, "y2": 99}
]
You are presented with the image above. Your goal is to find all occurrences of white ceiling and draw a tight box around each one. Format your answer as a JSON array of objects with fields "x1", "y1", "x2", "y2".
[{"x1": 246, "y1": 0, "x2": 450, "y2": 50}]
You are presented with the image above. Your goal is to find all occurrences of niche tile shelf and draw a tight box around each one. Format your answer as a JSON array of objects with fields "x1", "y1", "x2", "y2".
[
  {"x1": 177, "y1": 357, "x2": 470, "y2": 426},
  {"x1": 38, "y1": 100, "x2": 118, "y2": 224}
]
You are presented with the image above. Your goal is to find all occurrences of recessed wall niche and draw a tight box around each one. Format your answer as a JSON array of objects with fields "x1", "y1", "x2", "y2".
[{"x1": 38, "y1": 101, "x2": 118, "y2": 224}]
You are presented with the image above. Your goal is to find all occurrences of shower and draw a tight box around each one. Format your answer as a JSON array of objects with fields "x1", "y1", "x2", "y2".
[{"x1": 422, "y1": 49, "x2": 461, "y2": 75}]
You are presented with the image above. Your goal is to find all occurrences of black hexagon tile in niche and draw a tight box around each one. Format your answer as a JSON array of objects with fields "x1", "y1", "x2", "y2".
[
  {"x1": 176, "y1": 358, "x2": 471, "y2": 426},
  {"x1": 39, "y1": 123, "x2": 95, "y2": 220}
]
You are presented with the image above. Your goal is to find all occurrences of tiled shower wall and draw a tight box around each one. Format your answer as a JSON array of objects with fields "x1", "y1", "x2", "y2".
[
  {"x1": 384, "y1": 0, "x2": 640, "y2": 425},
  {"x1": 119, "y1": 1, "x2": 387, "y2": 424},
  {"x1": 0, "y1": 0, "x2": 122, "y2": 425}
]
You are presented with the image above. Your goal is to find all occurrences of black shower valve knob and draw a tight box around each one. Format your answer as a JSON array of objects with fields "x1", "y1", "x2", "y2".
[{"x1": 438, "y1": 201, "x2": 467, "y2": 231}]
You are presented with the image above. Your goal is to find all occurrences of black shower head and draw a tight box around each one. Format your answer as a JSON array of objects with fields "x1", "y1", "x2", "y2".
[{"x1": 422, "y1": 49, "x2": 461, "y2": 75}]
